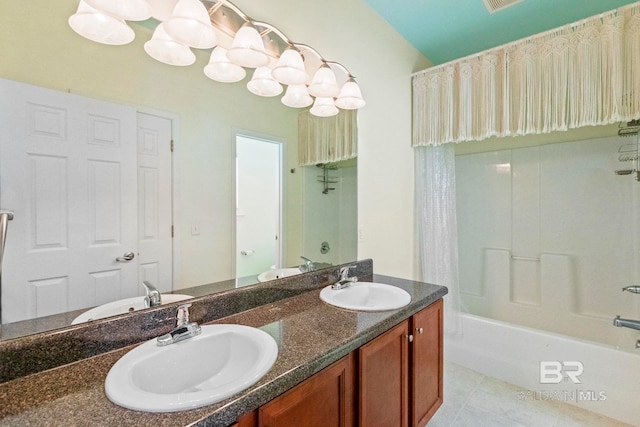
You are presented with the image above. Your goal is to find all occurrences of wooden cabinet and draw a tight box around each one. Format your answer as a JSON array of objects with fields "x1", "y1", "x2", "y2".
[
  {"x1": 231, "y1": 299, "x2": 443, "y2": 427},
  {"x1": 259, "y1": 352, "x2": 355, "y2": 427},
  {"x1": 359, "y1": 299, "x2": 443, "y2": 427}
]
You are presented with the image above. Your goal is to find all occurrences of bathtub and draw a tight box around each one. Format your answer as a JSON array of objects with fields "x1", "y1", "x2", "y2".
[{"x1": 445, "y1": 313, "x2": 640, "y2": 426}]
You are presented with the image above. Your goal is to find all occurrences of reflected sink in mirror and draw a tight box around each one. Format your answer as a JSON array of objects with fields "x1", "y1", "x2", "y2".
[
  {"x1": 320, "y1": 282, "x2": 411, "y2": 311},
  {"x1": 71, "y1": 294, "x2": 192, "y2": 324},
  {"x1": 257, "y1": 267, "x2": 302, "y2": 283},
  {"x1": 105, "y1": 324, "x2": 278, "y2": 412}
]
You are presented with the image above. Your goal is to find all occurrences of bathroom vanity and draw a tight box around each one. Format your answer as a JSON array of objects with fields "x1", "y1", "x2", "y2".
[{"x1": 0, "y1": 260, "x2": 447, "y2": 426}]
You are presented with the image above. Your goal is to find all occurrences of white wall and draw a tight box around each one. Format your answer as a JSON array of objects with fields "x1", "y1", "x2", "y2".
[{"x1": 456, "y1": 135, "x2": 640, "y2": 348}]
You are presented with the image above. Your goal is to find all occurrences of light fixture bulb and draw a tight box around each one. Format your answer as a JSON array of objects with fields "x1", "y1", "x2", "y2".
[
  {"x1": 308, "y1": 64, "x2": 340, "y2": 98},
  {"x1": 272, "y1": 48, "x2": 308, "y2": 85},
  {"x1": 204, "y1": 47, "x2": 247, "y2": 83},
  {"x1": 144, "y1": 23, "x2": 195, "y2": 66},
  {"x1": 164, "y1": 0, "x2": 216, "y2": 49},
  {"x1": 247, "y1": 67, "x2": 283, "y2": 97},
  {"x1": 147, "y1": 0, "x2": 179, "y2": 21},
  {"x1": 335, "y1": 78, "x2": 366, "y2": 109},
  {"x1": 84, "y1": 0, "x2": 152, "y2": 21},
  {"x1": 68, "y1": 0, "x2": 135, "y2": 45},
  {"x1": 281, "y1": 84, "x2": 313, "y2": 108},
  {"x1": 227, "y1": 23, "x2": 270, "y2": 68},
  {"x1": 310, "y1": 97, "x2": 339, "y2": 117}
]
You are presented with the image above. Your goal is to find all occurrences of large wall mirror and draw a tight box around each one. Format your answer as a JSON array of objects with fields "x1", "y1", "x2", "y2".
[{"x1": 0, "y1": 1, "x2": 357, "y2": 339}]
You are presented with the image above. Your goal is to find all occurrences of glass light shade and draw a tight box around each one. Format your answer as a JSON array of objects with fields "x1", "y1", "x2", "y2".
[
  {"x1": 247, "y1": 67, "x2": 283, "y2": 97},
  {"x1": 281, "y1": 84, "x2": 313, "y2": 108},
  {"x1": 147, "y1": 0, "x2": 179, "y2": 21},
  {"x1": 144, "y1": 23, "x2": 195, "y2": 66},
  {"x1": 227, "y1": 24, "x2": 269, "y2": 68},
  {"x1": 204, "y1": 47, "x2": 247, "y2": 83},
  {"x1": 84, "y1": 0, "x2": 152, "y2": 21},
  {"x1": 68, "y1": 1, "x2": 135, "y2": 45},
  {"x1": 310, "y1": 97, "x2": 339, "y2": 117},
  {"x1": 163, "y1": 0, "x2": 216, "y2": 49},
  {"x1": 308, "y1": 64, "x2": 340, "y2": 98},
  {"x1": 272, "y1": 48, "x2": 308, "y2": 85},
  {"x1": 335, "y1": 79, "x2": 366, "y2": 109}
]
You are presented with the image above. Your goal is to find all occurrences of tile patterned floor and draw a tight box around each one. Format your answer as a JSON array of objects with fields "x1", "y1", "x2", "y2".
[{"x1": 427, "y1": 363, "x2": 633, "y2": 427}]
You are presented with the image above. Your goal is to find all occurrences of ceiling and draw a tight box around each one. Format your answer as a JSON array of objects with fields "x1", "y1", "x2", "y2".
[{"x1": 363, "y1": 0, "x2": 639, "y2": 66}]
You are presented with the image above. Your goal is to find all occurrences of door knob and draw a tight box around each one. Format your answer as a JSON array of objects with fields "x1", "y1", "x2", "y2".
[
  {"x1": 416, "y1": 327, "x2": 424, "y2": 334},
  {"x1": 116, "y1": 251, "x2": 135, "y2": 262}
]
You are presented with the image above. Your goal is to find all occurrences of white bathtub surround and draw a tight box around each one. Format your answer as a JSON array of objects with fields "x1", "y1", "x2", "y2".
[
  {"x1": 415, "y1": 145, "x2": 462, "y2": 335},
  {"x1": 456, "y1": 136, "x2": 640, "y2": 349},
  {"x1": 446, "y1": 314, "x2": 640, "y2": 426}
]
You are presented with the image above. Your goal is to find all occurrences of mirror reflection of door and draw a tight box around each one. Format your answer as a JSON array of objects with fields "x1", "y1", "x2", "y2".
[
  {"x1": 0, "y1": 79, "x2": 172, "y2": 323},
  {"x1": 235, "y1": 134, "x2": 282, "y2": 279}
]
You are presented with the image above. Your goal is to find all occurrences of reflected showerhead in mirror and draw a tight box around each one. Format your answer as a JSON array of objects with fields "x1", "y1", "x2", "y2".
[
  {"x1": 247, "y1": 67, "x2": 283, "y2": 97},
  {"x1": 164, "y1": 0, "x2": 217, "y2": 49},
  {"x1": 68, "y1": 1, "x2": 135, "y2": 45},
  {"x1": 204, "y1": 47, "x2": 247, "y2": 83},
  {"x1": 144, "y1": 23, "x2": 196, "y2": 66}
]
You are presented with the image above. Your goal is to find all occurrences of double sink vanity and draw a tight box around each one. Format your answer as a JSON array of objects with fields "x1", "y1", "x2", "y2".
[{"x1": 0, "y1": 259, "x2": 447, "y2": 426}]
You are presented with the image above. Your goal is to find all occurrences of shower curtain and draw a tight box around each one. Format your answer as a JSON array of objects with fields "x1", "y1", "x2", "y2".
[{"x1": 415, "y1": 144, "x2": 462, "y2": 335}]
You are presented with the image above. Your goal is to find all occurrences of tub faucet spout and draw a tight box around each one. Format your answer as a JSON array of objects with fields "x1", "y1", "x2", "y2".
[{"x1": 613, "y1": 315, "x2": 640, "y2": 331}]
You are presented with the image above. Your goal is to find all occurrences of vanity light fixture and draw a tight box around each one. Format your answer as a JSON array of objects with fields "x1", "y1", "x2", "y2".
[
  {"x1": 309, "y1": 96, "x2": 339, "y2": 117},
  {"x1": 281, "y1": 84, "x2": 314, "y2": 108},
  {"x1": 272, "y1": 47, "x2": 308, "y2": 86},
  {"x1": 68, "y1": 0, "x2": 365, "y2": 117},
  {"x1": 247, "y1": 67, "x2": 283, "y2": 97},
  {"x1": 308, "y1": 63, "x2": 340, "y2": 98},
  {"x1": 163, "y1": 0, "x2": 217, "y2": 49},
  {"x1": 68, "y1": 0, "x2": 135, "y2": 45},
  {"x1": 204, "y1": 46, "x2": 247, "y2": 82},
  {"x1": 335, "y1": 76, "x2": 366, "y2": 109},
  {"x1": 227, "y1": 22, "x2": 270, "y2": 68},
  {"x1": 144, "y1": 23, "x2": 196, "y2": 66}
]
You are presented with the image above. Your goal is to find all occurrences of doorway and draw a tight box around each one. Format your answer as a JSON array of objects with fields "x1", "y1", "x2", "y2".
[{"x1": 235, "y1": 133, "x2": 283, "y2": 279}]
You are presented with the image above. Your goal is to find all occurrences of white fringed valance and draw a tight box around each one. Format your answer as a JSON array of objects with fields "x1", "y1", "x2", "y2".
[
  {"x1": 298, "y1": 109, "x2": 358, "y2": 165},
  {"x1": 413, "y1": 2, "x2": 640, "y2": 146}
]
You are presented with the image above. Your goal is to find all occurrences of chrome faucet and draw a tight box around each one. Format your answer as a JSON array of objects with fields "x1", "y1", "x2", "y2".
[
  {"x1": 613, "y1": 315, "x2": 640, "y2": 331},
  {"x1": 331, "y1": 266, "x2": 358, "y2": 290},
  {"x1": 300, "y1": 256, "x2": 316, "y2": 272},
  {"x1": 622, "y1": 285, "x2": 640, "y2": 294},
  {"x1": 141, "y1": 281, "x2": 161, "y2": 307},
  {"x1": 157, "y1": 303, "x2": 201, "y2": 346}
]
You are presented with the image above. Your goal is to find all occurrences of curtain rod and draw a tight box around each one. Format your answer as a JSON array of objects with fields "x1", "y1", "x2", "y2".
[{"x1": 411, "y1": 1, "x2": 640, "y2": 78}]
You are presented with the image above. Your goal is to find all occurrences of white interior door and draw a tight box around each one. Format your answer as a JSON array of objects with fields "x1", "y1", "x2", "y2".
[
  {"x1": 235, "y1": 135, "x2": 282, "y2": 278},
  {"x1": 136, "y1": 112, "x2": 172, "y2": 293},
  {"x1": 0, "y1": 79, "x2": 138, "y2": 323}
]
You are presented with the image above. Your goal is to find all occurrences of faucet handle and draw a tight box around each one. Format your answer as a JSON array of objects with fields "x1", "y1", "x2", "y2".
[
  {"x1": 339, "y1": 265, "x2": 356, "y2": 279},
  {"x1": 622, "y1": 285, "x2": 640, "y2": 294},
  {"x1": 176, "y1": 303, "x2": 192, "y2": 326}
]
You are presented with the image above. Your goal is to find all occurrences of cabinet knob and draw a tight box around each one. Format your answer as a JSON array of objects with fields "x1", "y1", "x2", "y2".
[
  {"x1": 416, "y1": 327, "x2": 424, "y2": 334},
  {"x1": 407, "y1": 334, "x2": 414, "y2": 342}
]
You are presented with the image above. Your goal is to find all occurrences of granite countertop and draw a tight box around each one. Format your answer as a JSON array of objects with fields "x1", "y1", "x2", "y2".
[{"x1": 0, "y1": 274, "x2": 447, "y2": 427}]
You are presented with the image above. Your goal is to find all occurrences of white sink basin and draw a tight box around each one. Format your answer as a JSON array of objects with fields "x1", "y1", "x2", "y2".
[
  {"x1": 320, "y1": 282, "x2": 411, "y2": 311},
  {"x1": 71, "y1": 294, "x2": 192, "y2": 324},
  {"x1": 257, "y1": 267, "x2": 302, "y2": 282},
  {"x1": 105, "y1": 324, "x2": 278, "y2": 412}
]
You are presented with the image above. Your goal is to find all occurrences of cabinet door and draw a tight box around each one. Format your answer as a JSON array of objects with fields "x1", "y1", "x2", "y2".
[
  {"x1": 411, "y1": 299, "x2": 443, "y2": 427},
  {"x1": 359, "y1": 320, "x2": 410, "y2": 427},
  {"x1": 259, "y1": 352, "x2": 355, "y2": 427}
]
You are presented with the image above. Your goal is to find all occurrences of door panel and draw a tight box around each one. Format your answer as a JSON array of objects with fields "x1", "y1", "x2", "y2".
[{"x1": 0, "y1": 79, "x2": 138, "y2": 323}]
